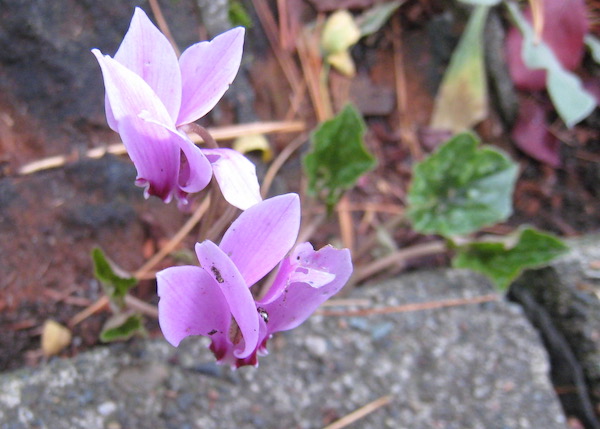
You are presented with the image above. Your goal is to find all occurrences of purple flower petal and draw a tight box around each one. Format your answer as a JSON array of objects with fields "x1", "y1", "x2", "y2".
[
  {"x1": 117, "y1": 117, "x2": 180, "y2": 201},
  {"x1": 195, "y1": 241, "x2": 260, "y2": 358},
  {"x1": 176, "y1": 136, "x2": 213, "y2": 195},
  {"x1": 258, "y1": 244, "x2": 353, "y2": 333},
  {"x1": 114, "y1": 8, "x2": 182, "y2": 122},
  {"x1": 177, "y1": 27, "x2": 245, "y2": 125},
  {"x1": 105, "y1": 95, "x2": 118, "y2": 132},
  {"x1": 219, "y1": 194, "x2": 300, "y2": 287},
  {"x1": 157, "y1": 265, "x2": 231, "y2": 347},
  {"x1": 93, "y1": 50, "x2": 183, "y2": 201},
  {"x1": 201, "y1": 148, "x2": 261, "y2": 210},
  {"x1": 92, "y1": 49, "x2": 174, "y2": 127}
]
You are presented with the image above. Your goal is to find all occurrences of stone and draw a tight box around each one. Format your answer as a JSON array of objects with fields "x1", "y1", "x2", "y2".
[
  {"x1": 510, "y1": 234, "x2": 600, "y2": 428},
  {"x1": 0, "y1": 269, "x2": 565, "y2": 428}
]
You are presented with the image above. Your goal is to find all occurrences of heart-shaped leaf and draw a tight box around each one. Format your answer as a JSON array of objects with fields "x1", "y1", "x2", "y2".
[
  {"x1": 304, "y1": 104, "x2": 377, "y2": 210},
  {"x1": 407, "y1": 133, "x2": 518, "y2": 237}
]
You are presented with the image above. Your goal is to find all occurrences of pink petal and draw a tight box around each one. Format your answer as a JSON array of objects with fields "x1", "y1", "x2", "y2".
[
  {"x1": 157, "y1": 265, "x2": 231, "y2": 347},
  {"x1": 137, "y1": 112, "x2": 213, "y2": 200},
  {"x1": 258, "y1": 244, "x2": 353, "y2": 333},
  {"x1": 219, "y1": 193, "x2": 300, "y2": 287},
  {"x1": 506, "y1": 0, "x2": 588, "y2": 91},
  {"x1": 195, "y1": 241, "x2": 259, "y2": 359},
  {"x1": 201, "y1": 148, "x2": 262, "y2": 210},
  {"x1": 511, "y1": 97, "x2": 561, "y2": 167},
  {"x1": 117, "y1": 117, "x2": 180, "y2": 202},
  {"x1": 105, "y1": 95, "x2": 118, "y2": 132},
  {"x1": 93, "y1": 50, "x2": 182, "y2": 201},
  {"x1": 114, "y1": 7, "x2": 182, "y2": 122},
  {"x1": 176, "y1": 137, "x2": 213, "y2": 195},
  {"x1": 92, "y1": 49, "x2": 174, "y2": 127},
  {"x1": 177, "y1": 27, "x2": 245, "y2": 125}
]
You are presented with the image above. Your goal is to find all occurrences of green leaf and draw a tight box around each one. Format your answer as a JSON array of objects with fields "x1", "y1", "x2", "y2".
[
  {"x1": 430, "y1": 5, "x2": 490, "y2": 132},
  {"x1": 453, "y1": 227, "x2": 569, "y2": 290},
  {"x1": 92, "y1": 247, "x2": 137, "y2": 308},
  {"x1": 356, "y1": 0, "x2": 404, "y2": 37},
  {"x1": 304, "y1": 104, "x2": 377, "y2": 210},
  {"x1": 406, "y1": 133, "x2": 518, "y2": 236},
  {"x1": 228, "y1": 0, "x2": 253, "y2": 28},
  {"x1": 100, "y1": 313, "x2": 146, "y2": 343},
  {"x1": 506, "y1": 2, "x2": 596, "y2": 128},
  {"x1": 585, "y1": 34, "x2": 600, "y2": 64}
]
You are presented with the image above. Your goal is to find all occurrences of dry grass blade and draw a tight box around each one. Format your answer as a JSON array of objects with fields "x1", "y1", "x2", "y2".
[
  {"x1": 351, "y1": 240, "x2": 446, "y2": 285},
  {"x1": 261, "y1": 132, "x2": 307, "y2": 198},
  {"x1": 69, "y1": 197, "x2": 211, "y2": 326},
  {"x1": 317, "y1": 294, "x2": 499, "y2": 317},
  {"x1": 392, "y1": 15, "x2": 422, "y2": 160},
  {"x1": 18, "y1": 121, "x2": 305, "y2": 175},
  {"x1": 337, "y1": 195, "x2": 355, "y2": 253},
  {"x1": 134, "y1": 196, "x2": 211, "y2": 278},
  {"x1": 252, "y1": 0, "x2": 303, "y2": 94},
  {"x1": 148, "y1": 0, "x2": 181, "y2": 55},
  {"x1": 322, "y1": 395, "x2": 393, "y2": 429},
  {"x1": 297, "y1": 25, "x2": 332, "y2": 121}
]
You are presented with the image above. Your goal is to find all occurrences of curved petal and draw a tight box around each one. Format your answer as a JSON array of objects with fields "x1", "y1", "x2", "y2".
[
  {"x1": 114, "y1": 7, "x2": 182, "y2": 122},
  {"x1": 177, "y1": 27, "x2": 245, "y2": 125},
  {"x1": 201, "y1": 148, "x2": 261, "y2": 210},
  {"x1": 258, "y1": 244, "x2": 353, "y2": 333},
  {"x1": 118, "y1": 117, "x2": 180, "y2": 202},
  {"x1": 157, "y1": 265, "x2": 231, "y2": 347},
  {"x1": 92, "y1": 49, "x2": 174, "y2": 127},
  {"x1": 219, "y1": 193, "x2": 300, "y2": 287},
  {"x1": 195, "y1": 241, "x2": 259, "y2": 358},
  {"x1": 177, "y1": 137, "x2": 213, "y2": 194},
  {"x1": 136, "y1": 112, "x2": 213, "y2": 200},
  {"x1": 93, "y1": 50, "x2": 182, "y2": 201},
  {"x1": 105, "y1": 94, "x2": 118, "y2": 132}
]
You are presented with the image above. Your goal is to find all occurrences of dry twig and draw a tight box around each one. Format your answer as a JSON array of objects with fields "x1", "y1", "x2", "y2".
[
  {"x1": 322, "y1": 395, "x2": 393, "y2": 429},
  {"x1": 18, "y1": 121, "x2": 305, "y2": 175}
]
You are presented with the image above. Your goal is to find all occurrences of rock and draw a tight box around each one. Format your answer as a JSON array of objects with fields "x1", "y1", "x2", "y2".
[
  {"x1": 0, "y1": 269, "x2": 565, "y2": 428},
  {"x1": 510, "y1": 235, "x2": 600, "y2": 428},
  {"x1": 0, "y1": 0, "x2": 200, "y2": 167}
]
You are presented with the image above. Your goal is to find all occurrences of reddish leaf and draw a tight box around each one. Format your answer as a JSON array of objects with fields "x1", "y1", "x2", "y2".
[
  {"x1": 505, "y1": 0, "x2": 588, "y2": 90},
  {"x1": 512, "y1": 97, "x2": 561, "y2": 167}
]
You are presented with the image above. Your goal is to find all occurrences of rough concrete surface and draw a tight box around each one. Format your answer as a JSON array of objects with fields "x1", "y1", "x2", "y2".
[{"x1": 0, "y1": 269, "x2": 566, "y2": 429}]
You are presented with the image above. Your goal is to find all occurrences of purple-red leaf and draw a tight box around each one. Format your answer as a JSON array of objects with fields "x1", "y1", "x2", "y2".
[{"x1": 506, "y1": 0, "x2": 588, "y2": 90}]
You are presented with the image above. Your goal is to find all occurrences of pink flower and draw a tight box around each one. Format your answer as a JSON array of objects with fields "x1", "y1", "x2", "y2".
[
  {"x1": 157, "y1": 194, "x2": 353, "y2": 367},
  {"x1": 92, "y1": 8, "x2": 260, "y2": 209}
]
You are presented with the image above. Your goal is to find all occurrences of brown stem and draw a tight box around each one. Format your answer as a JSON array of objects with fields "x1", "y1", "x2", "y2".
[{"x1": 182, "y1": 123, "x2": 219, "y2": 148}]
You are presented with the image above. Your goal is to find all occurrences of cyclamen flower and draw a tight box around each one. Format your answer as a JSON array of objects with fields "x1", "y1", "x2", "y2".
[
  {"x1": 92, "y1": 8, "x2": 260, "y2": 209},
  {"x1": 157, "y1": 193, "x2": 353, "y2": 367}
]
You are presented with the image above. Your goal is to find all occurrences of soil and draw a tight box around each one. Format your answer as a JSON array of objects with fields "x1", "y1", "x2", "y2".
[{"x1": 0, "y1": 0, "x2": 599, "y2": 379}]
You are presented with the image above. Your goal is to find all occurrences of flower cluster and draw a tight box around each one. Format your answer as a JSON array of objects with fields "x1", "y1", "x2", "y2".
[
  {"x1": 93, "y1": 8, "x2": 260, "y2": 209},
  {"x1": 157, "y1": 194, "x2": 352, "y2": 367},
  {"x1": 94, "y1": 8, "x2": 352, "y2": 368}
]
